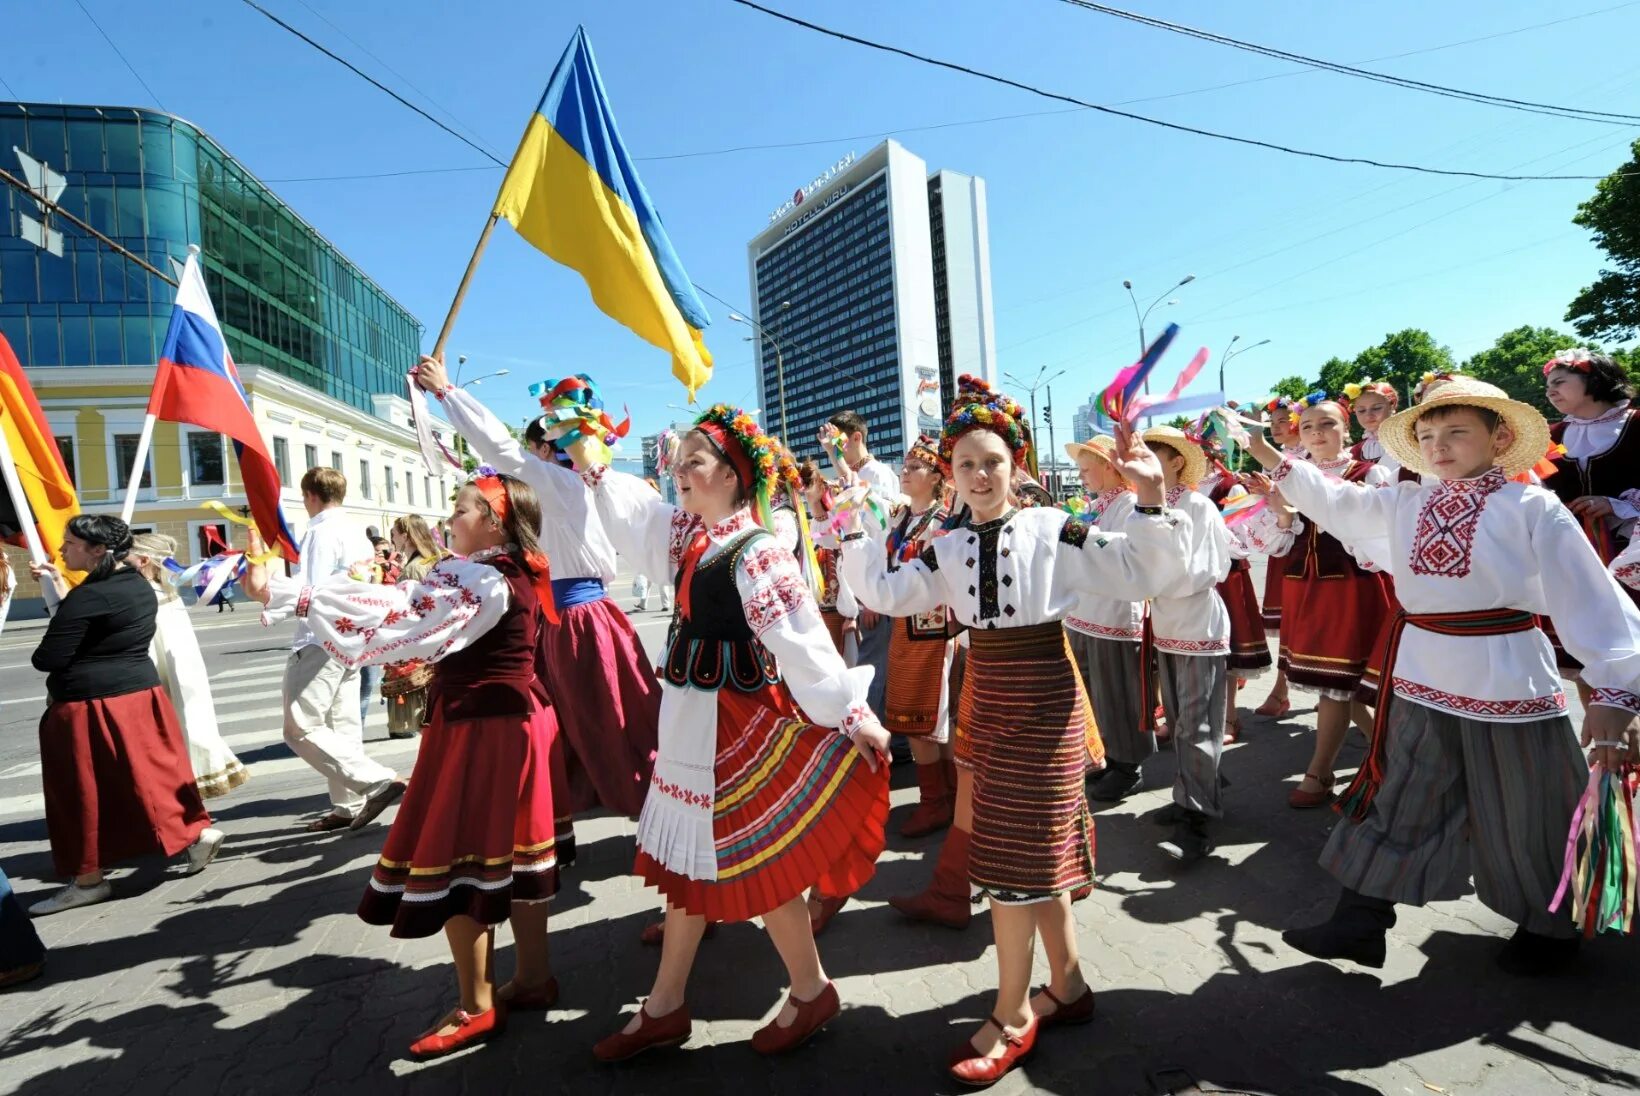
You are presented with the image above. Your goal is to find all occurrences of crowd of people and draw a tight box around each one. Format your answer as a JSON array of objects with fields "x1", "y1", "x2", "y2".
[{"x1": 3, "y1": 346, "x2": 1638, "y2": 1086}]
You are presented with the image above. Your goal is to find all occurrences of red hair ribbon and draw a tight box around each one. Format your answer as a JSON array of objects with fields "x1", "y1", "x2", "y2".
[
  {"x1": 696, "y1": 421, "x2": 754, "y2": 488},
  {"x1": 472, "y1": 475, "x2": 559, "y2": 623}
]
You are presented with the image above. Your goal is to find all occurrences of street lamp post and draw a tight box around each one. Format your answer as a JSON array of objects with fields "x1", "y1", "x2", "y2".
[
  {"x1": 1217, "y1": 337, "x2": 1271, "y2": 395},
  {"x1": 458, "y1": 368, "x2": 510, "y2": 389},
  {"x1": 1122, "y1": 274, "x2": 1196, "y2": 384},
  {"x1": 728, "y1": 301, "x2": 793, "y2": 444},
  {"x1": 1004, "y1": 366, "x2": 1066, "y2": 487}
]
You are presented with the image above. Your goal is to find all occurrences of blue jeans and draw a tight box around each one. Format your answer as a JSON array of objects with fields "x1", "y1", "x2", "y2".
[
  {"x1": 358, "y1": 665, "x2": 382, "y2": 727},
  {"x1": 0, "y1": 864, "x2": 46, "y2": 971}
]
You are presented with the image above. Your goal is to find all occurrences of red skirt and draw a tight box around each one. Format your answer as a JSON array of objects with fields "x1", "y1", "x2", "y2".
[
  {"x1": 1278, "y1": 569, "x2": 1393, "y2": 694},
  {"x1": 40, "y1": 686, "x2": 211, "y2": 877},
  {"x1": 634, "y1": 685, "x2": 888, "y2": 923},
  {"x1": 540, "y1": 595, "x2": 660, "y2": 819},
  {"x1": 1261, "y1": 553, "x2": 1287, "y2": 629},
  {"x1": 1218, "y1": 561, "x2": 1272, "y2": 673},
  {"x1": 359, "y1": 699, "x2": 559, "y2": 939},
  {"x1": 884, "y1": 624, "x2": 947, "y2": 736}
]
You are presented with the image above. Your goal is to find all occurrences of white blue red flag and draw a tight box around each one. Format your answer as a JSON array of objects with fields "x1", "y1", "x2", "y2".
[{"x1": 149, "y1": 252, "x2": 300, "y2": 561}]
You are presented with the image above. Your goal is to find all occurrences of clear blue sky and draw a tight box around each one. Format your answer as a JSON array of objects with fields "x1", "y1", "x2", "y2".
[{"x1": 6, "y1": 0, "x2": 1638, "y2": 444}]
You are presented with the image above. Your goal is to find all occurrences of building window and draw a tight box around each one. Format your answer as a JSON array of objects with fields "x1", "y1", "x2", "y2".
[
  {"x1": 114, "y1": 433, "x2": 152, "y2": 490},
  {"x1": 330, "y1": 450, "x2": 342, "y2": 471},
  {"x1": 385, "y1": 470, "x2": 396, "y2": 504},
  {"x1": 405, "y1": 471, "x2": 415, "y2": 507},
  {"x1": 197, "y1": 522, "x2": 229, "y2": 559},
  {"x1": 53, "y1": 436, "x2": 77, "y2": 487},
  {"x1": 189, "y1": 433, "x2": 226, "y2": 486},
  {"x1": 424, "y1": 476, "x2": 431, "y2": 508},
  {"x1": 304, "y1": 443, "x2": 318, "y2": 471},
  {"x1": 272, "y1": 437, "x2": 290, "y2": 483},
  {"x1": 359, "y1": 459, "x2": 372, "y2": 499}
]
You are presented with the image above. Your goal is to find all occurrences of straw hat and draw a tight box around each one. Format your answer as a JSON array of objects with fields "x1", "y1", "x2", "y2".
[
  {"x1": 1378, "y1": 374, "x2": 1550, "y2": 478},
  {"x1": 1141, "y1": 425, "x2": 1208, "y2": 487},
  {"x1": 1063, "y1": 434, "x2": 1117, "y2": 464}
]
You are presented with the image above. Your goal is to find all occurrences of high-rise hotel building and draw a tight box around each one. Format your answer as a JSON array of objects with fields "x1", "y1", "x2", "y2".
[{"x1": 745, "y1": 140, "x2": 996, "y2": 464}]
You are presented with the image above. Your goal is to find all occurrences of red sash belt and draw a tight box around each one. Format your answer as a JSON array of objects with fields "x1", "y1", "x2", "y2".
[
  {"x1": 1140, "y1": 611, "x2": 1157, "y2": 732},
  {"x1": 1338, "y1": 607, "x2": 1538, "y2": 821}
]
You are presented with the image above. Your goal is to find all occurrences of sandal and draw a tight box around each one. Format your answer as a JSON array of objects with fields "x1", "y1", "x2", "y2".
[
  {"x1": 1254, "y1": 695, "x2": 1291, "y2": 719},
  {"x1": 1287, "y1": 772, "x2": 1335, "y2": 810},
  {"x1": 301, "y1": 813, "x2": 351, "y2": 833}
]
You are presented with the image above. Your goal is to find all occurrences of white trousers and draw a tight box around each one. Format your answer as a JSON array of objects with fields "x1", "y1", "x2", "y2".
[{"x1": 282, "y1": 646, "x2": 395, "y2": 817}]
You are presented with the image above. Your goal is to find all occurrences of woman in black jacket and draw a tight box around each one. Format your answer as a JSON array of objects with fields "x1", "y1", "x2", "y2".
[{"x1": 28, "y1": 515, "x2": 223, "y2": 916}]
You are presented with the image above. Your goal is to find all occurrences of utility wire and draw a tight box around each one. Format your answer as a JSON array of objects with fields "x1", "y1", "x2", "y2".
[
  {"x1": 727, "y1": 0, "x2": 1633, "y2": 181},
  {"x1": 73, "y1": 0, "x2": 168, "y2": 113},
  {"x1": 1055, "y1": 0, "x2": 1640, "y2": 124},
  {"x1": 0, "y1": 74, "x2": 19, "y2": 100}
]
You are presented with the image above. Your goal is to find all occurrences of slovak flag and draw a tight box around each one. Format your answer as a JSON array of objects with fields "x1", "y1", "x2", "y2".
[{"x1": 149, "y1": 251, "x2": 300, "y2": 562}]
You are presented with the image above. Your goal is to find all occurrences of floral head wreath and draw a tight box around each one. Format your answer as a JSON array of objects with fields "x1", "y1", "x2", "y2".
[
  {"x1": 528, "y1": 375, "x2": 631, "y2": 466},
  {"x1": 692, "y1": 404, "x2": 824, "y2": 597},
  {"x1": 938, "y1": 375, "x2": 1037, "y2": 477},
  {"x1": 1542, "y1": 347, "x2": 1595, "y2": 376},
  {"x1": 905, "y1": 433, "x2": 944, "y2": 474},
  {"x1": 1341, "y1": 379, "x2": 1399, "y2": 407},
  {"x1": 1413, "y1": 371, "x2": 1459, "y2": 403},
  {"x1": 1293, "y1": 389, "x2": 1350, "y2": 415}
]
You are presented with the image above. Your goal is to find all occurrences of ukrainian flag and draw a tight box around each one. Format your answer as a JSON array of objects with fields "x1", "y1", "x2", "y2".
[{"x1": 495, "y1": 26, "x2": 713, "y2": 398}]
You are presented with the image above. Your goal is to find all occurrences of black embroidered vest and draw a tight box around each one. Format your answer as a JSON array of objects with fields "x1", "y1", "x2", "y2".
[
  {"x1": 662, "y1": 529, "x2": 782, "y2": 692},
  {"x1": 1284, "y1": 461, "x2": 1376, "y2": 581},
  {"x1": 1547, "y1": 412, "x2": 1640, "y2": 515}
]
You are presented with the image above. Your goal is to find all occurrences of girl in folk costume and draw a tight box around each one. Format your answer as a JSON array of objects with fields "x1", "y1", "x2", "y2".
[
  {"x1": 1064, "y1": 436, "x2": 1149, "y2": 804},
  {"x1": 1139, "y1": 426, "x2": 1234, "y2": 862},
  {"x1": 1344, "y1": 379, "x2": 1409, "y2": 479},
  {"x1": 245, "y1": 474, "x2": 561, "y2": 1059},
  {"x1": 127, "y1": 533, "x2": 248, "y2": 799},
  {"x1": 1247, "y1": 394, "x2": 1394, "y2": 809},
  {"x1": 1242, "y1": 378, "x2": 1640, "y2": 975},
  {"x1": 381, "y1": 515, "x2": 448, "y2": 740},
  {"x1": 414, "y1": 356, "x2": 658, "y2": 864},
  {"x1": 1195, "y1": 436, "x2": 1274, "y2": 742},
  {"x1": 582, "y1": 406, "x2": 892, "y2": 1061},
  {"x1": 1251, "y1": 396, "x2": 1304, "y2": 717},
  {"x1": 881, "y1": 435, "x2": 959, "y2": 839},
  {"x1": 1540, "y1": 349, "x2": 1640, "y2": 683},
  {"x1": 841, "y1": 377, "x2": 1190, "y2": 1086}
]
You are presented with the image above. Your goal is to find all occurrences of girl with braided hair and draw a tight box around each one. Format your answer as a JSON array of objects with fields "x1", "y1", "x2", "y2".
[
  {"x1": 840, "y1": 375, "x2": 1191, "y2": 1086},
  {"x1": 583, "y1": 404, "x2": 892, "y2": 1061}
]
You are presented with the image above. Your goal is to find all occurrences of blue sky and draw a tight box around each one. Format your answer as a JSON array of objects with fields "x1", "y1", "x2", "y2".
[{"x1": 6, "y1": 0, "x2": 1638, "y2": 445}]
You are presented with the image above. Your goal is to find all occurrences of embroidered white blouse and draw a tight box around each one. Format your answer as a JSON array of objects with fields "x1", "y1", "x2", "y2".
[
  {"x1": 585, "y1": 467, "x2": 874, "y2": 880},
  {"x1": 1145, "y1": 485, "x2": 1232, "y2": 655},
  {"x1": 1353, "y1": 433, "x2": 1404, "y2": 474},
  {"x1": 1244, "y1": 455, "x2": 1391, "y2": 572},
  {"x1": 1271, "y1": 457, "x2": 1640, "y2": 718},
  {"x1": 1066, "y1": 489, "x2": 1145, "y2": 642},
  {"x1": 839, "y1": 502, "x2": 1192, "y2": 635},
  {"x1": 261, "y1": 548, "x2": 516, "y2": 668},
  {"x1": 434, "y1": 385, "x2": 619, "y2": 583}
]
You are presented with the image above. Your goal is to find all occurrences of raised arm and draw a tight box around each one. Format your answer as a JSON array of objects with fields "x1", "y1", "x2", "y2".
[
  {"x1": 259, "y1": 558, "x2": 511, "y2": 669},
  {"x1": 433, "y1": 383, "x2": 530, "y2": 479},
  {"x1": 581, "y1": 465, "x2": 690, "y2": 583},
  {"x1": 838, "y1": 530, "x2": 948, "y2": 618},
  {"x1": 1265, "y1": 457, "x2": 1397, "y2": 550},
  {"x1": 1055, "y1": 506, "x2": 1195, "y2": 601}
]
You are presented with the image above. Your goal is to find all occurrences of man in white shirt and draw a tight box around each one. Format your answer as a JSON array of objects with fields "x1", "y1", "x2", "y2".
[
  {"x1": 824, "y1": 410, "x2": 901, "y2": 725},
  {"x1": 278, "y1": 467, "x2": 403, "y2": 831}
]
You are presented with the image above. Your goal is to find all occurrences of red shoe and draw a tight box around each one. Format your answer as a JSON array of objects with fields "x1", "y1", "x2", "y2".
[
  {"x1": 640, "y1": 920, "x2": 718, "y2": 947},
  {"x1": 497, "y1": 976, "x2": 558, "y2": 1011},
  {"x1": 900, "y1": 761, "x2": 955, "y2": 838},
  {"x1": 1254, "y1": 695, "x2": 1291, "y2": 719},
  {"x1": 1153, "y1": 707, "x2": 1171, "y2": 744},
  {"x1": 1287, "y1": 772, "x2": 1335, "y2": 810},
  {"x1": 1223, "y1": 718, "x2": 1242, "y2": 745},
  {"x1": 949, "y1": 1015, "x2": 1038, "y2": 1087},
  {"x1": 809, "y1": 895, "x2": 848, "y2": 936},
  {"x1": 1034, "y1": 983, "x2": 1096, "y2": 1028},
  {"x1": 592, "y1": 1001, "x2": 692, "y2": 1062},
  {"x1": 750, "y1": 981, "x2": 840, "y2": 1054},
  {"x1": 408, "y1": 1005, "x2": 505, "y2": 1059},
  {"x1": 889, "y1": 827, "x2": 973, "y2": 930}
]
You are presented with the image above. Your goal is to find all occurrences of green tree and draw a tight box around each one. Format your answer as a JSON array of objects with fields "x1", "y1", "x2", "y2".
[
  {"x1": 1461, "y1": 325, "x2": 1574, "y2": 417},
  {"x1": 1351, "y1": 328, "x2": 1455, "y2": 404},
  {"x1": 1567, "y1": 139, "x2": 1640, "y2": 342},
  {"x1": 1315, "y1": 356, "x2": 1357, "y2": 397},
  {"x1": 1269, "y1": 375, "x2": 1312, "y2": 401}
]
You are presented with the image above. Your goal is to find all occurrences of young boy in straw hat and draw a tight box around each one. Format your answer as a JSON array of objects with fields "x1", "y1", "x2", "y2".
[
  {"x1": 1242, "y1": 374, "x2": 1640, "y2": 975},
  {"x1": 1139, "y1": 425, "x2": 1234, "y2": 862}
]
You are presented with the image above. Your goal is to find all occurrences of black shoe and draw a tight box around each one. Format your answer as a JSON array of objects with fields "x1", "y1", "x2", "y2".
[
  {"x1": 1159, "y1": 811, "x2": 1214, "y2": 863},
  {"x1": 1495, "y1": 926, "x2": 1580, "y2": 977},
  {"x1": 1282, "y1": 888, "x2": 1396, "y2": 969},
  {"x1": 1088, "y1": 765, "x2": 1142, "y2": 802},
  {"x1": 1151, "y1": 802, "x2": 1189, "y2": 826}
]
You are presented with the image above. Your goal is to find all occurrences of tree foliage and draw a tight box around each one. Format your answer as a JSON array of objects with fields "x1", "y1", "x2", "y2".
[
  {"x1": 1568, "y1": 139, "x2": 1640, "y2": 342},
  {"x1": 1349, "y1": 329, "x2": 1455, "y2": 405},
  {"x1": 1269, "y1": 375, "x2": 1312, "y2": 401},
  {"x1": 1461, "y1": 325, "x2": 1571, "y2": 417}
]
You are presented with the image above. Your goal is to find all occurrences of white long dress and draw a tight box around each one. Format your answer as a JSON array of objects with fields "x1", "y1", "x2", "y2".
[{"x1": 148, "y1": 583, "x2": 247, "y2": 798}]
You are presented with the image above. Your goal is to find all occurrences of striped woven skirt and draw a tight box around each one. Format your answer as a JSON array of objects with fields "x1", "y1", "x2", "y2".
[
  {"x1": 1219, "y1": 560, "x2": 1273, "y2": 674},
  {"x1": 634, "y1": 684, "x2": 889, "y2": 923},
  {"x1": 1261, "y1": 553, "x2": 1287, "y2": 629},
  {"x1": 884, "y1": 622, "x2": 950, "y2": 737},
  {"x1": 359, "y1": 700, "x2": 559, "y2": 938},
  {"x1": 957, "y1": 622, "x2": 1095, "y2": 904}
]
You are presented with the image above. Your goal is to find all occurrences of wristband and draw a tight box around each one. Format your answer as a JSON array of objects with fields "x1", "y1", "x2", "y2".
[
  {"x1": 841, "y1": 531, "x2": 866, "y2": 543},
  {"x1": 1589, "y1": 739, "x2": 1626, "y2": 749},
  {"x1": 1133, "y1": 504, "x2": 1163, "y2": 516}
]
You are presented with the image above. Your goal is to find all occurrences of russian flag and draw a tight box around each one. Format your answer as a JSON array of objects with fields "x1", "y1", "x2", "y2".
[{"x1": 150, "y1": 251, "x2": 300, "y2": 562}]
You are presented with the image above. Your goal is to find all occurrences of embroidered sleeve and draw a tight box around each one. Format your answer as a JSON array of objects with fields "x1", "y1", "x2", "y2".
[
  {"x1": 1269, "y1": 456, "x2": 1299, "y2": 486},
  {"x1": 1614, "y1": 540, "x2": 1640, "y2": 591},
  {"x1": 1611, "y1": 490, "x2": 1640, "y2": 522},
  {"x1": 1536, "y1": 499, "x2": 1640, "y2": 700},
  {"x1": 1267, "y1": 456, "x2": 1396, "y2": 557},
  {"x1": 738, "y1": 541, "x2": 873, "y2": 730},
  {"x1": 1589, "y1": 687, "x2": 1640, "y2": 715},
  {"x1": 438, "y1": 386, "x2": 529, "y2": 479},
  {"x1": 838, "y1": 525, "x2": 947, "y2": 618},
  {"x1": 586, "y1": 467, "x2": 691, "y2": 583},
  {"x1": 1058, "y1": 506, "x2": 1194, "y2": 602},
  {"x1": 262, "y1": 560, "x2": 510, "y2": 668}
]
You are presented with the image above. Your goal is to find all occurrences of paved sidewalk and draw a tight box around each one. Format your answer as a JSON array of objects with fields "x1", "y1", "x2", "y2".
[{"x1": 0, "y1": 595, "x2": 1636, "y2": 1094}]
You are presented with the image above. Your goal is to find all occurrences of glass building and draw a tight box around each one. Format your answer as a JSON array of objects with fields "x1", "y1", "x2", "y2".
[
  {"x1": 0, "y1": 102, "x2": 421, "y2": 414},
  {"x1": 745, "y1": 140, "x2": 995, "y2": 465}
]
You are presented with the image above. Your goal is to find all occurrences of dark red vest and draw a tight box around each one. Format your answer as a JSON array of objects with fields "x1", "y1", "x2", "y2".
[
  {"x1": 431, "y1": 554, "x2": 546, "y2": 720},
  {"x1": 1284, "y1": 461, "x2": 1376, "y2": 581}
]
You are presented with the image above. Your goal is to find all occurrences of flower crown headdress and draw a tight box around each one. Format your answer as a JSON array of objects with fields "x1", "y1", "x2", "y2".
[
  {"x1": 1542, "y1": 347, "x2": 1595, "y2": 376},
  {"x1": 1413, "y1": 371, "x2": 1459, "y2": 403},
  {"x1": 1341, "y1": 379, "x2": 1399, "y2": 407},
  {"x1": 938, "y1": 375, "x2": 1037, "y2": 477},
  {"x1": 1293, "y1": 389, "x2": 1351, "y2": 416},
  {"x1": 905, "y1": 433, "x2": 944, "y2": 473},
  {"x1": 528, "y1": 375, "x2": 631, "y2": 466}
]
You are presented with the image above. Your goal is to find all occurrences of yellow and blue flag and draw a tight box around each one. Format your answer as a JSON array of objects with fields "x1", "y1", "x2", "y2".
[{"x1": 495, "y1": 26, "x2": 713, "y2": 398}]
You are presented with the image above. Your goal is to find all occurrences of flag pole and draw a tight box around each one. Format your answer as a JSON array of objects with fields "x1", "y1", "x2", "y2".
[
  {"x1": 431, "y1": 214, "x2": 501, "y2": 360},
  {"x1": 119, "y1": 412, "x2": 159, "y2": 524},
  {"x1": 0, "y1": 418, "x2": 61, "y2": 613}
]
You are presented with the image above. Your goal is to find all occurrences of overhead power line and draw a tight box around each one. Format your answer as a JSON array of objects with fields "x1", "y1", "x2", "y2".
[
  {"x1": 73, "y1": 0, "x2": 168, "y2": 113},
  {"x1": 1054, "y1": 0, "x2": 1640, "y2": 124},
  {"x1": 726, "y1": 0, "x2": 1635, "y2": 181}
]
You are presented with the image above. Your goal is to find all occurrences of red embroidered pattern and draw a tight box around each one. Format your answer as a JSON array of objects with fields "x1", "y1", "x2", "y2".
[
  {"x1": 1066, "y1": 616, "x2": 1142, "y2": 641},
  {"x1": 1590, "y1": 687, "x2": 1640, "y2": 713},
  {"x1": 666, "y1": 508, "x2": 699, "y2": 571},
  {"x1": 1270, "y1": 456, "x2": 1299, "y2": 485},
  {"x1": 744, "y1": 571, "x2": 809, "y2": 635},
  {"x1": 295, "y1": 586, "x2": 314, "y2": 620},
  {"x1": 1156, "y1": 636, "x2": 1230, "y2": 654},
  {"x1": 740, "y1": 541, "x2": 786, "y2": 579},
  {"x1": 650, "y1": 772, "x2": 711, "y2": 809},
  {"x1": 840, "y1": 704, "x2": 872, "y2": 741},
  {"x1": 1409, "y1": 468, "x2": 1507, "y2": 578},
  {"x1": 578, "y1": 464, "x2": 607, "y2": 488},
  {"x1": 1391, "y1": 678, "x2": 1566, "y2": 718},
  {"x1": 1615, "y1": 561, "x2": 1640, "y2": 591}
]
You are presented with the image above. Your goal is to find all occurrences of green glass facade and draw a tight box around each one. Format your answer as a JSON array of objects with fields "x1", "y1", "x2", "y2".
[{"x1": 0, "y1": 103, "x2": 421, "y2": 415}]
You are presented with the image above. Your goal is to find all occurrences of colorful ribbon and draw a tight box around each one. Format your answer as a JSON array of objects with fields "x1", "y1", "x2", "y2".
[
  {"x1": 1549, "y1": 762, "x2": 1637, "y2": 936},
  {"x1": 1100, "y1": 323, "x2": 1179, "y2": 423},
  {"x1": 1125, "y1": 346, "x2": 1212, "y2": 423},
  {"x1": 1220, "y1": 493, "x2": 1269, "y2": 527},
  {"x1": 407, "y1": 374, "x2": 464, "y2": 473},
  {"x1": 200, "y1": 501, "x2": 285, "y2": 564}
]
